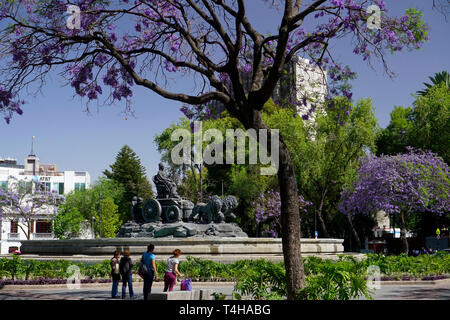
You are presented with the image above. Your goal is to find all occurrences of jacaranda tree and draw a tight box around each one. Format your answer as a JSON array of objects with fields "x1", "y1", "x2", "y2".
[
  {"x1": 0, "y1": 0, "x2": 429, "y2": 298},
  {"x1": 339, "y1": 149, "x2": 449, "y2": 254}
]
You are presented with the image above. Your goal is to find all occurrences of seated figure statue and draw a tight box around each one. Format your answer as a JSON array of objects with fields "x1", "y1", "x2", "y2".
[{"x1": 153, "y1": 163, "x2": 180, "y2": 199}]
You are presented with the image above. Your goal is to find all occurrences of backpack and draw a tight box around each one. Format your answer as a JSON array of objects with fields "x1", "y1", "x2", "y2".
[
  {"x1": 120, "y1": 256, "x2": 130, "y2": 275},
  {"x1": 138, "y1": 258, "x2": 149, "y2": 277},
  {"x1": 111, "y1": 258, "x2": 120, "y2": 274}
]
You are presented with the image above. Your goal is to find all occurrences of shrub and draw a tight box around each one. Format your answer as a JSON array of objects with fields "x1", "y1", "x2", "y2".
[
  {"x1": 233, "y1": 259, "x2": 286, "y2": 300},
  {"x1": 299, "y1": 257, "x2": 373, "y2": 300}
]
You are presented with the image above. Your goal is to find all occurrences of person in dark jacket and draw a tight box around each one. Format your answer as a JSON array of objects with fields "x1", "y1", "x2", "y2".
[
  {"x1": 119, "y1": 249, "x2": 134, "y2": 299},
  {"x1": 110, "y1": 250, "x2": 121, "y2": 298}
]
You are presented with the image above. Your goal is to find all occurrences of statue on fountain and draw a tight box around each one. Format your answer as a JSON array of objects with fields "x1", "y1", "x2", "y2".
[
  {"x1": 117, "y1": 162, "x2": 247, "y2": 238},
  {"x1": 153, "y1": 163, "x2": 180, "y2": 199}
]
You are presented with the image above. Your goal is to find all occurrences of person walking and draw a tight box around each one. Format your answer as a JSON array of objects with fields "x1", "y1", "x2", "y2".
[
  {"x1": 119, "y1": 249, "x2": 134, "y2": 299},
  {"x1": 164, "y1": 249, "x2": 183, "y2": 292},
  {"x1": 436, "y1": 228, "x2": 441, "y2": 240},
  {"x1": 110, "y1": 250, "x2": 121, "y2": 298},
  {"x1": 141, "y1": 244, "x2": 158, "y2": 300}
]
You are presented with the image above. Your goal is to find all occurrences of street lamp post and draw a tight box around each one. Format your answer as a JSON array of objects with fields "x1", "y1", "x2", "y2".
[
  {"x1": 91, "y1": 216, "x2": 96, "y2": 239},
  {"x1": 99, "y1": 192, "x2": 103, "y2": 238},
  {"x1": 314, "y1": 211, "x2": 318, "y2": 240}
]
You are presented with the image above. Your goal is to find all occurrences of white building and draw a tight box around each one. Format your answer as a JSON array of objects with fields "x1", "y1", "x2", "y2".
[
  {"x1": 276, "y1": 57, "x2": 328, "y2": 122},
  {"x1": 211, "y1": 57, "x2": 328, "y2": 121},
  {"x1": 0, "y1": 146, "x2": 91, "y2": 254}
]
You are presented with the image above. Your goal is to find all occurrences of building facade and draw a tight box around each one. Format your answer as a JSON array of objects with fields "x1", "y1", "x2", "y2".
[
  {"x1": 277, "y1": 57, "x2": 328, "y2": 122},
  {"x1": 0, "y1": 151, "x2": 90, "y2": 254},
  {"x1": 210, "y1": 57, "x2": 328, "y2": 121}
]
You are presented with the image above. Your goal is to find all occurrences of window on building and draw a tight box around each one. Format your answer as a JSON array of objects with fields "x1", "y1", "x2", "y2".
[
  {"x1": 74, "y1": 183, "x2": 86, "y2": 191},
  {"x1": 52, "y1": 182, "x2": 59, "y2": 193},
  {"x1": 10, "y1": 221, "x2": 18, "y2": 234},
  {"x1": 0, "y1": 181, "x2": 7, "y2": 191},
  {"x1": 45, "y1": 182, "x2": 51, "y2": 192},
  {"x1": 51, "y1": 182, "x2": 64, "y2": 195},
  {"x1": 35, "y1": 220, "x2": 51, "y2": 234},
  {"x1": 18, "y1": 181, "x2": 32, "y2": 194}
]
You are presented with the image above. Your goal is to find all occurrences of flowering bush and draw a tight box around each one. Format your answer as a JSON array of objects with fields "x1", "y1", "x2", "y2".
[{"x1": 253, "y1": 189, "x2": 311, "y2": 237}]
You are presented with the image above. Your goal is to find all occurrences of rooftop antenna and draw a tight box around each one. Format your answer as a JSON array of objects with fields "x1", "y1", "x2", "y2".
[{"x1": 29, "y1": 136, "x2": 36, "y2": 156}]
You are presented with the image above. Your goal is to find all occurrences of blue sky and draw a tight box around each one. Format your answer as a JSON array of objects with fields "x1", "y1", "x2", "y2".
[{"x1": 1, "y1": 0, "x2": 449, "y2": 184}]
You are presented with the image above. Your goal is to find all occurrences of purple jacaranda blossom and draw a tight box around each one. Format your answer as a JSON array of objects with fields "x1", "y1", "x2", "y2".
[
  {"x1": 339, "y1": 148, "x2": 449, "y2": 217},
  {"x1": 0, "y1": 0, "x2": 429, "y2": 125},
  {"x1": 253, "y1": 189, "x2": 312, "y2": 238}
]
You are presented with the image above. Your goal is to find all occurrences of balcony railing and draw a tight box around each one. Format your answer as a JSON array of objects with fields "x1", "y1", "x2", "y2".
[
  {"x1": 19, "y1": 171, "x2": 63, "y2": 177},
  {"x1": 8, "y1": 233, "x2": 20, "y2": 240},
  {"x1": 32, "y1": 233, "x2": 53, "y2": 239}
]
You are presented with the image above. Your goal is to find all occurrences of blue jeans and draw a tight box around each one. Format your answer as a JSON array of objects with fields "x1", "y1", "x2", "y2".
[
  {"x1": 111, "y1": 279, "x2": 120, "y2": 298},
  {"x1": 121, "y1": 274, "x2": 134, "y2": 299},
  {"x1": 143, "y1": 270, "x2": 154, "y2": 301}
]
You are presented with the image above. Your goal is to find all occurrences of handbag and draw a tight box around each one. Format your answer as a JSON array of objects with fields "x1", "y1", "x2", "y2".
[{"x1": 180, "y1": 278, "x2": 192, "y2": 291}]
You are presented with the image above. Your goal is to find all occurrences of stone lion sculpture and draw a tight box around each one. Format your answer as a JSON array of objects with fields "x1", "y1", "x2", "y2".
[
  {"x1": 221, "y1": 195, "x2": 238, "y2": 222},
  {"x1": 189, "y1": 195, "x2": 239, "y2": 224},
  {"x1": 190, "y1": 195, "x2": 222, "y2": 223}
]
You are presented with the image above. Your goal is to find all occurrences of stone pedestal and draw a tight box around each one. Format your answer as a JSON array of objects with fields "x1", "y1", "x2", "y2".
[{"x1": 116, "y1": 221, "x2": 248, "y2": 238}]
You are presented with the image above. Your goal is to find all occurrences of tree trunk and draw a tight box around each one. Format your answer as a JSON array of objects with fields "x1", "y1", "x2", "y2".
[
  {"x1": 347, "y1": 215, "x2": 361, "y2": 252},
  {"x1": 199, "y1": 164, "x2": 203, "y2": 202},
  {"x1": 316, "y1": 207, "x2": 330, "y2": 238},
  {"x1": 18, "y1": 220, "x2": 31, "y2": 240},
  {"x1": 278, "y1": 140, "x2": 305, "y2": 299},
  {"x1": 243, "y1": 109, "x2": 305, "y2": 300},
  {"x1": 316, "y1": 189, "x2": 330, "y2": 238},
  {"x1": 400, "y1": 210, "x2": 409, "y2": 254}
]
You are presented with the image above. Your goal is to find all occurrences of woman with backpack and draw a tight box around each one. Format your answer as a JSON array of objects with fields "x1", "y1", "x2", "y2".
[
  {"x1": 164, "y1": 249, "x2": 184, "y2": 292},
  {"x1": 119, "y1": 249, "x2": 135, "y2": 299},
  {"x1": 110, "y1": 250, "x2": 121, "y2": 298},
  {"x1": 141, "y1": 244, "x2": 158, "y2": 300}
]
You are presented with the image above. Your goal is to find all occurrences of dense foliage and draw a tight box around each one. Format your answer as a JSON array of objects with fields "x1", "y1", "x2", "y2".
[
  {"x1": 377, "y1": 80, "x2": 449, "y2": 164},
  {"x1": 265, "y1": 98, "x2": 379, "y2": 246},
  {"x1": 104, "y1": 145, "x2": 154, "y2": 222},
  {"x1": 53, "y1": 178, "x2": 124, "y2": 238}
]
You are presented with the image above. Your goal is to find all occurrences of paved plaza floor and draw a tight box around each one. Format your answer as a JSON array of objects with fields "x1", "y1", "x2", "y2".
[{"x1": 0, "y1": 280, "x2": 449, "y2": 300}]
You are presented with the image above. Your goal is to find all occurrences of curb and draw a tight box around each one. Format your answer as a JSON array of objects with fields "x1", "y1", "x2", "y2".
[
  {"x1": 378, "y1": 278, "x2": 450, "y2": 286},
  {"x1": 2, "y1": 278, "x2": 450, "y2": 291},
  {"x1": 0, "y1": 281, "x2": 236, "y2": 291}
]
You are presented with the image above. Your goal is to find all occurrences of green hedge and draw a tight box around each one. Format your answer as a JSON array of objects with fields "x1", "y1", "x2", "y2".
[
  {"x1": 1, "y1": 253, "x2": 449, "y2": 300},
  {"x1": 1, "y1": 253, "x2": 449, "y2": 281}
]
